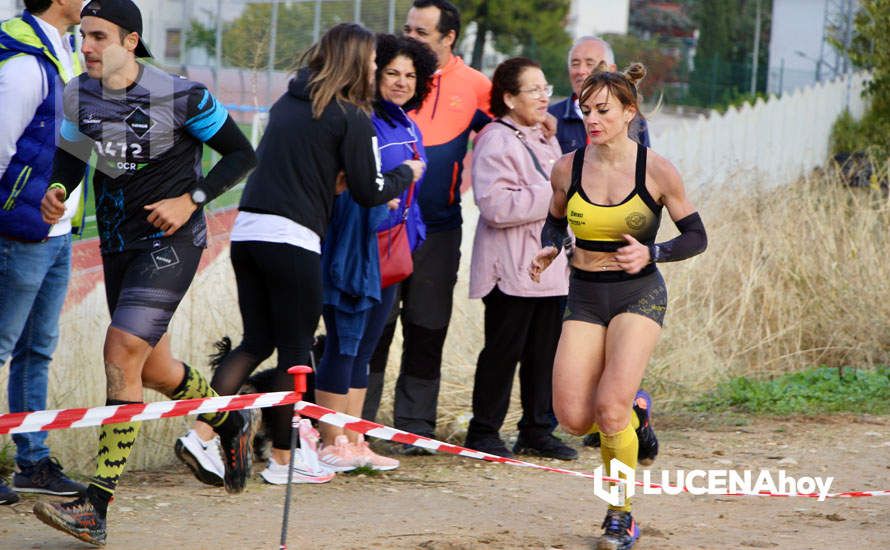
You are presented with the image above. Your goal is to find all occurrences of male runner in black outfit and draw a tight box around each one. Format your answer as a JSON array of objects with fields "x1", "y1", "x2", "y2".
[{"x1": 33, "y1": 0, "x2": 256, "y2": 545}]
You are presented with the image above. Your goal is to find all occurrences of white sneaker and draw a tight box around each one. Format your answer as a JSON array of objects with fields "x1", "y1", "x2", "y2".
[
  {"x1": 296, "y1": 418, "x2": 327, "y2": 473},
  {"x1": 259, "y1": 456, "x2": 335, "y2": 484},
  {"x1": 175, "y1": 430, "x2": 225, "y2": 486}
]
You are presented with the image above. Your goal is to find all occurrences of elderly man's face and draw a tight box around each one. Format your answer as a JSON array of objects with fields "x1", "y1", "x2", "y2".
[{"x1": 568, "y1": 40, "x2": 616, "y2": 97}]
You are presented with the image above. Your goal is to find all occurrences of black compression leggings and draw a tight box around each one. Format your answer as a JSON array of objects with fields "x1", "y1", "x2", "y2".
[{"x1": 209, "y1": 240, "x2": 322, "y2": 449}]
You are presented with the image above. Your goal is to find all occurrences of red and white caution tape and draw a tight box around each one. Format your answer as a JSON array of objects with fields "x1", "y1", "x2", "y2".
[
  {"x1": 0, "y1": 392, "x2": 297, "y2": 435},
  {"x1": 1, "y1": 391, "x2": 888, "y2": 499},
  {"x1": 292, "y1": 402, "x2": 890, "y2": 500}
]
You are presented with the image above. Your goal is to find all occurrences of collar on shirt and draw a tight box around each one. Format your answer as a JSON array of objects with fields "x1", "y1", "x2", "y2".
[
  {"x1": 32, "y1": 15, "x2": 72, "y2": 58},
  {"x1": 31, "y1": 13, "x2": 75, "y2": 79}
]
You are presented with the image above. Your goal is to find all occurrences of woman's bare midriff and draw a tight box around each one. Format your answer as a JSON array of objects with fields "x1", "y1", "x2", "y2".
[{"x1": 569, "y1": 248, "x2": 624, "y2": 272}]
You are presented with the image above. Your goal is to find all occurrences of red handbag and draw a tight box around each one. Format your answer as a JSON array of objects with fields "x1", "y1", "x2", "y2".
[{"x1": 377, "y1": 181, "x2": 415, "y2": 288}]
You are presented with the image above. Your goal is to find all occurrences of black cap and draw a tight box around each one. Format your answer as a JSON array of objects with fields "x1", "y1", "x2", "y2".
[{"x1": 81, "y1": 0, "x2": 153, "y2": 58}]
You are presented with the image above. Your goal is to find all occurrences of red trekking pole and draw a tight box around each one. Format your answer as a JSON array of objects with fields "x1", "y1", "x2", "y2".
[{"x1": 279, "y1": 365, "x2": 312, "y2": 550}]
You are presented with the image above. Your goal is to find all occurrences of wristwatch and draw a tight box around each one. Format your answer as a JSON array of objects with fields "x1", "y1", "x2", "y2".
[
  {"x1": 648, "y1": 244, "x2": 661, "y2": 263},
  {"x1": 190, "y1": 187, "x2": 208, "y2": 207}
]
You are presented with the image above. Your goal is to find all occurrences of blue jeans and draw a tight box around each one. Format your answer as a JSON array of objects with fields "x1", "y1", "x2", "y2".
[{"x1": 0, "y1": 234, "x2": 71, "y2": 468}]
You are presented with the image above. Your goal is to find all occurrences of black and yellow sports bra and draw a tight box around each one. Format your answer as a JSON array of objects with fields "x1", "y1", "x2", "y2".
[{"x1": 567, "y1": 144, "x2": 662, "y2": 252}]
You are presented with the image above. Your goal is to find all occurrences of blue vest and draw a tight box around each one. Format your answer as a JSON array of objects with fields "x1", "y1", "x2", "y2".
[{"x1": 0, "y1": 11, "x2": 84, "y2": 241}]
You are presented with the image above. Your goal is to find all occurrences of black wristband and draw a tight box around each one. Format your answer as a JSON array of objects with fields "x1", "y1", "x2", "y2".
[{"x1": 541, "y1": 213, "x2": 569, "y2": 253}]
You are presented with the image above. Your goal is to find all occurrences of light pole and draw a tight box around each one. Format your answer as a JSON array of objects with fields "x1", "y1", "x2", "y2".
[
  {"x1": 795, "y1": 50, "x2": 834, "y2": 83},
  {"x1": 267, "y1": 0, "x2": 279, "y2": 104},
  {"x1": 750, "y1": 0, "x2": 761, "y2": 95}
]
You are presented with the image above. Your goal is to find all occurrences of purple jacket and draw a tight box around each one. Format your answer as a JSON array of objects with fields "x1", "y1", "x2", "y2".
[
  {"x1": 469, "y1": 115, "x2": 568, "y2": 299},
  {"x1": 372, "y1": 100, "x2": 426, "y2": 251}
]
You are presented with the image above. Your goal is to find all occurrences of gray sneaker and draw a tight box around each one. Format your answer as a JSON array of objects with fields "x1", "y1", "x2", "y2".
[{"x1": 13, "y1": 457, "x2": 87, "y2": 496}]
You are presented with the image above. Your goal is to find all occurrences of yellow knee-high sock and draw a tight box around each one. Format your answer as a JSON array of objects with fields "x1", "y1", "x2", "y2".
[
  {"x1": 88, "y1": 402, "x2": 142, "y2": 515},
  {"x1": 599, "y1": 418, "x2": 638, "y2": 513},
  {"x1": 169, "y1": 363, "x2": 229, "y2": 428}
]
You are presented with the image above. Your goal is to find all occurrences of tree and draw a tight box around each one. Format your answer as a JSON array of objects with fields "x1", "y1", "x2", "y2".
[
  {"x1": 602, "y1": 33, "x2": 679, "y2": 100},
  {"x1": 687, "y1": 0, "x2": 772, "y2": 107},
  {"x1": 829, "y1": 0, "x2": 890, "y2": 156},
  {"x1": 454, "y1": 0, "x2": 573, "y2": 95},
  {"x1": 629, "y1": 0, "x2": 695, "y2": 39},
  {"x1": 186, "y1": 1, "x2": 415, "y2": 71}
]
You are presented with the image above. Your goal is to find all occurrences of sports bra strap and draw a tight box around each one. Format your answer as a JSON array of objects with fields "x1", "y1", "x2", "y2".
[
  {"x1": 634, "y1": 143, "x2": 647, "y2": 192},
  {"x1": 569, "y1": 145, "x2": 587, "y2": 197}
]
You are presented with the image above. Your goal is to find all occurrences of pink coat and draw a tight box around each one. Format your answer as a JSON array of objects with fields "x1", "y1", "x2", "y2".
[{"x1": 469, "y1": 115, "x2": 569, "y2": 299}]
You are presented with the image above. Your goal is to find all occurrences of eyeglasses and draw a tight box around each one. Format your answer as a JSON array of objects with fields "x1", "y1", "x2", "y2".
[{"x1": 518, "y1": 84, "x2": 554, "y2": 99}]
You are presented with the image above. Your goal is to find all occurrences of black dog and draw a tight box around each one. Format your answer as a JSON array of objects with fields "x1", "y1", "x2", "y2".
[{"x1": 209, "y1": 335, "x2": 325, "y2": 462}]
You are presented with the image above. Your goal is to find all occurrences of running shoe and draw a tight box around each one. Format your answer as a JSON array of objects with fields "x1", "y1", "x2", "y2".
[
  {"x1": 513, "y1": 434, "x2": 578, "y2": 461},
  {"x1": 259, "y1": 456, "x2": 335, "y2": 484},
  {"x1": 464, "y1": 436, "x2": 513, "y2": 458},
  {"x1": 583, "y1": 432, "x2": 601, "y2": 448},
  {"x1": 175, "y1": 430, "x2": 225, "y2": 487},
  {"x1": 33, "y1": 496, "x2": 107, "y2": 547},
  {"x1": 0, "y1": 478, "x2": 19, "y2": 505},
  {"x1": 318, "y1": 435, "x2": 363, "y2": 472},
  {"x1": 395, "y1": 443, "x2": 436, "y2": 456},
  {"x1": 13, "y1": 457, "x2": 87, "y2": 496},
  {"x1": 633, "y1": 389, "x2": 659, "y2": 466},
  {"x1": 597, "y1": 509, "x2": 639, "y2": 550},
  {"x1": 219, "y1": 409, "x2": 252, "y2": 493},
  {"x1": 352, "y1": 435, "x2": 400, "y2": 471}
]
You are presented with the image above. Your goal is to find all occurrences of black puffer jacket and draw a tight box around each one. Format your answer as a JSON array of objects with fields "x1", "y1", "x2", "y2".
[{"x1": 239, "y1": 68, "x2": 413, "y2": 238}]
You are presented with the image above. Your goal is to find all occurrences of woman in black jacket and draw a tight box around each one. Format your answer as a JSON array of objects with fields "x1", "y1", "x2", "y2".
[{"x1": 177, "y1": 23, "x2": 424, "y2": 487}]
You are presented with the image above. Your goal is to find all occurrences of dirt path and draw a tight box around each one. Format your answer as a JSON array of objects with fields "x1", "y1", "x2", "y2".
[{"x1": 2, "y1": 414, "x2": 888, "y2": 549}]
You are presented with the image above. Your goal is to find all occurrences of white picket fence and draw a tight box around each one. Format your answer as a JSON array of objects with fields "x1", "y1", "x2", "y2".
[{"x1": 652, "y1": 72, "x2": 868, "y2": 192}]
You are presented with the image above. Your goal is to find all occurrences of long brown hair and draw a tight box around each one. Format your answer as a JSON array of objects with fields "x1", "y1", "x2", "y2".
[{"x1": 299, "y1": 23, "x2": 376, "y2": 119}]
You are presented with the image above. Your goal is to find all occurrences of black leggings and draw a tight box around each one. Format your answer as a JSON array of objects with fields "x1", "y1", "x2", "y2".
[{"x1": 210, "y1": 241, "x2": 322, "y2": 450}]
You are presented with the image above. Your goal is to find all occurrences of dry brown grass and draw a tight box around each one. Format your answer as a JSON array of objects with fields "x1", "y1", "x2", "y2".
[
  {"x1": 650, "y1": 165, "x2": 890, "y2": 406},
  {"x1": 2, "y1": 167, "x2": 889, "y2": 474}
]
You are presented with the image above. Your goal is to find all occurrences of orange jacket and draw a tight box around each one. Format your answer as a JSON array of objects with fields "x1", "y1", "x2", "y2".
[{"x1": 409, "y1": 55, "x2": 491, "y2": 232}]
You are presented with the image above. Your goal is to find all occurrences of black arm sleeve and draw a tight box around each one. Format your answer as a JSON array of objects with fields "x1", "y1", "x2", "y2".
[
  {"x1": 649, "y1": 211, "x2": 707, "y2": 263},
  {"x1": 49, "y1": 138, "x2": 90, "y2": 198},
  {"x1": 541, "y1": 213, "x2": 570, "y2": 253},
  {"x1": 200, "y1": 115, "x2": 257, "y2": 202},
  {"x1": 341, "y1": 108, "x2": 412, "y2": 207}
]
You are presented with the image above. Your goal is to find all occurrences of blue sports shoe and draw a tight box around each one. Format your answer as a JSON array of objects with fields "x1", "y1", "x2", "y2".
[
  {"x1": 0, "y1": 478, "x2": 19, "y2": 505},
  {"x1": 633, "y1": 389, "x2": 658, "y2": 466},
  {"x1": 597, "y1": 509, "x2": 639, "y2": 550}
]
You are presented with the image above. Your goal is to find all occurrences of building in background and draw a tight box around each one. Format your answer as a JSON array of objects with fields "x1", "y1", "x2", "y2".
[
  {"x1": 0, "y1": 0, "x2": 241, "y2": 67},
  {"x1": 767, "y1": 0, "x2": 858, "y2": 95},
  {"x1": 566, "y1": 0, "x2": 629, "y2": 39}
]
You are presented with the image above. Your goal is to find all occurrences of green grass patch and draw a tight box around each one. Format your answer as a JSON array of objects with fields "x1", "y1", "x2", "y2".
[
  {"x1": 343, "y1": 464, "x2": 382, "y2": 476},
  {"x1": 0, "y1": 442, "x2": 15, "y2": 477},
  {"x1": 691, "y1": 366, "x2": 890, "y2": 415}
]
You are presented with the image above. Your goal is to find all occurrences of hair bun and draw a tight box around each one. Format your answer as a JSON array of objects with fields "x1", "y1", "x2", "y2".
[{"x1": 623, "y1": 63, "x2": 646, "y2": 86}]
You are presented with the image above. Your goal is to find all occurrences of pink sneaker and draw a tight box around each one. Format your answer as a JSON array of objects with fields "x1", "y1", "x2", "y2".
[
  {"x1": 352, "y1": 435, "x2": 400, "y2": 471},
  {"x1": 318, "y1": 435, "x2": 362, "y2": 472}
]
